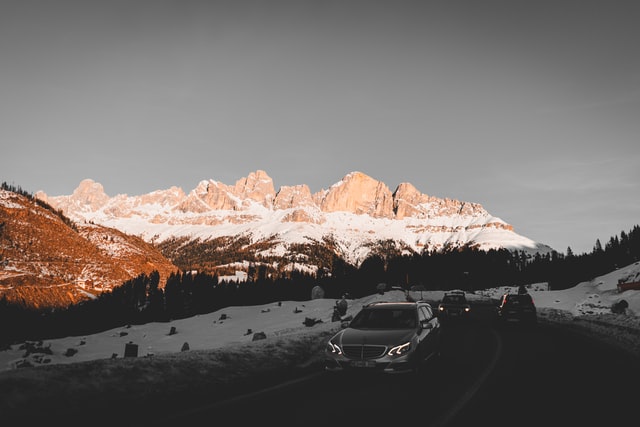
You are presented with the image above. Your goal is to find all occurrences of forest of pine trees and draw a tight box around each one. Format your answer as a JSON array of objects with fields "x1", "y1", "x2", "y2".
[{"x1": 2, "y1": 224, "x2": 639, "y2": 347}]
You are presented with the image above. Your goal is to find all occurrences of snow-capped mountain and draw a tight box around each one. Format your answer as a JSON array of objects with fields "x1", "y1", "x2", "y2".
[{"x1": 37, "y1": 171, "x2": 551, "y2": 274}]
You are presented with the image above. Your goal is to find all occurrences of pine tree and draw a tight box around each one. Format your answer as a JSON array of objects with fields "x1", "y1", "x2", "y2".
[{"x1": 594, "y1": 239, "x2": 603, "y2": 253}]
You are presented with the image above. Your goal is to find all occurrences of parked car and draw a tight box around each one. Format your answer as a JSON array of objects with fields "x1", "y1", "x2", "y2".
[
  {"x1": 325, "y1": 301, "x2": 441, "y2": 374},
  {"x1": 497, "y1": 292, "x2": 537, "y2": 324},
  {"x1": 437, "y1": 290, "x2": 471, "y2": 322}
]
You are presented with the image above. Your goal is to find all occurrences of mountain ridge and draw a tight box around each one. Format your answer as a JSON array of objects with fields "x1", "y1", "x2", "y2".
[
  {"x1": 36, "y1": 171, "x2": 552, "y2": 274},
  {"x1": 37, "y1": 170, "x2": 500, "y2": 220}
]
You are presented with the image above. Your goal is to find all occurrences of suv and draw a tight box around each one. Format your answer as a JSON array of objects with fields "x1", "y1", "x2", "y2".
[
  {"x1": 497, "y1": 292, "x2": 537, "y2": 324},
  {"x1": 325, "y1": 301, "x2": 441, "y2": 374},
  {"x1": 437, "y1": 290, "x2": 471, "y2": 322}
]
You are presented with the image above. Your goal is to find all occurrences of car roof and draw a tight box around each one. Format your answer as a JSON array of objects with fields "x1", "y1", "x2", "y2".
[
  {"x1": 503, "y1": 293, "x2": 533, "y2": 300},
  {"x1": 364, "y1": 301, "x2": 427, "y2": 309}
]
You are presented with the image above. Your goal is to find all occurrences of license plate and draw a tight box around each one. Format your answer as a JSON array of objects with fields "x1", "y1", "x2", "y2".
[{"x1": 351, "y1": 360, "x2": 376, "y2": 368}]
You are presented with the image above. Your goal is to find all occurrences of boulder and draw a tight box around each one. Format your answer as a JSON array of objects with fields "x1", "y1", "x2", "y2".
[{"x1": 252, "y1": 331, "x2": 267, "y2": 341}]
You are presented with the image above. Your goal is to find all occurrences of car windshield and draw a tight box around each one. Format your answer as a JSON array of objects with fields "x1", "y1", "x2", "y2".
[
  {"x1": 349, "y1": 308, "x2": 417, "y2": 329},
  {"x1": 443, "y1": 295, "x2": 465, "y2": 304}
]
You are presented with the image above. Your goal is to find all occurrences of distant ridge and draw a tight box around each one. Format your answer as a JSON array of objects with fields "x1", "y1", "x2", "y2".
[{"x1": 36, "y1": 171, "x2": 552, "y2": 275}]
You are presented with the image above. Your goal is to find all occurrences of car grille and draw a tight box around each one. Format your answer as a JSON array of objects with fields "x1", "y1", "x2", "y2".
[{"x1": 342, "y1": 345, "x2": 387, "y2": 360}]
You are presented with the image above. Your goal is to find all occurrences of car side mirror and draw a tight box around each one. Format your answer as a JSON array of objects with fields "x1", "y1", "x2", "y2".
[
  {"x1": 340, "y1": 320, "x2": 350, "y2": 329},
  {"x1": 420, "y1": 321, "x2": 433, "y2": 330}
]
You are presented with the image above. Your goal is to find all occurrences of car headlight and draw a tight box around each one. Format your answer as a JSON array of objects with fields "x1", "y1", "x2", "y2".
[
  {"x1": 438, "y1": 305, "x2": 445, "y2": 311},
  {"x1": 326, "y1": 340, "x2": 343, "y2": 355},
  {"x1": 464, "y1": 306, "x2": 471, "y2": 312},
  {"x1": 388, "y1": 342, "x2": 411, "y2": 357}
]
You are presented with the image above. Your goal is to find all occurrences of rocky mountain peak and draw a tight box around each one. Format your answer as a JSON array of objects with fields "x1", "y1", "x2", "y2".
[
  {"x1": 40, "y1": 170, "x2": 495, "y2": 222},
  {"x1": 137, "y1": 186, "x2": 186, "y2": 206},
  {"x1": 393, "y1": 182, "x2": 431, "y2": 219},
  {"x1": 274, "y1": 184, "x2": 314, "y2": 210},
  {"x1": 175, "y1": 171, "x2": 276, "y2": 212},
  {"x1": 178, "y1": 180, "x2": 235, "y2": 212},
  {"x1": 233, "y1": 169, "x2": 276, "y2": 208},
  {"x1": 72, "y1": 179, "x2": 110, "y2": 208},
  {"x1": 319, "y1": 171, "x2": 394, "y2": 218}
]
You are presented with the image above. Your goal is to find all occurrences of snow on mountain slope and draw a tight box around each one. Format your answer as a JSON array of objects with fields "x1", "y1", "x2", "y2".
[{"x1": 37, "y1": 171, "x2": 552, "y2": 266}]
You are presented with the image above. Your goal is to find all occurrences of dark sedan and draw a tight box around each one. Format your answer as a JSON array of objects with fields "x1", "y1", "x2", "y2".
[{"x1": 325, "y1": 301, "x2": 441, "y2": 374}]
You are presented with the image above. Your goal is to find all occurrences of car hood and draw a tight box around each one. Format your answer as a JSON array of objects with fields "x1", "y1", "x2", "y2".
[{"x1": 338, "y1": 328, "x2": 416, "y2": 346}]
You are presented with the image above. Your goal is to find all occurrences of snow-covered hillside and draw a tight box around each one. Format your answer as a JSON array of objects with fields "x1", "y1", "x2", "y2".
[
  {"x1": 2, "y1": 262, "x2": 638, "y2": 372},
  {"x1": 100, "y1": 209, "x2": 547, "y2": 265}
]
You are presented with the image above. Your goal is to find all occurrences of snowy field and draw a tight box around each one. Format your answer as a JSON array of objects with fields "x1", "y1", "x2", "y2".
[{"x1": 1, "y1": 262, "x2": 639, "y2": 372}]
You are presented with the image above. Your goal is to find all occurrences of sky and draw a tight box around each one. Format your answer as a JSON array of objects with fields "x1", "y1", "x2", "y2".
[
  {"x1": 1, "y1": 260, "x2": 639, "y2": 371},
  {"x1": 1, "y1": 0, "x2": 639, "y2": 255}
]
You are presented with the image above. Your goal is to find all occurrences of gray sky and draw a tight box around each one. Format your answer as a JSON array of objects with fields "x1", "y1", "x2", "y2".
[{"x1": 2, "y1": 0, "x2": 639, "y2": 255}]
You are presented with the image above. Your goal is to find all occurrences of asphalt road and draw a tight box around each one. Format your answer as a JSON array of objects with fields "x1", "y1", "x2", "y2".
[
  {"x1": 176, "y1": 323, "x2": 499, "y2": 427},
  {"x1": 169, "y1": 302, "x2": 501, "y2": 426},
  {"x1": 162, "y1": 301, "x2": 639, "y2": 427},
  {"x1": 452, "y1": 320, "x2": 640, "y2": 427}
]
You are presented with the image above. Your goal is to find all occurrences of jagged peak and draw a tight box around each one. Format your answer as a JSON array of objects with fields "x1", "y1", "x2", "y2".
[
  {"x1": 331, "y1": 171, "x2": 375, "y2": 187},
  {"x1": 74, "y1": 178, "x2": 107, "y2": 196},
  {"x1": 274, "y1": 184, "x2": 314, "y2": 210},
  {"x1": 233, "y1": 170, "x2": 275, "y2": 200},
  {"x1": 394, "y1": 181, "x2": 420, "y2": 195},
  {"x1": 45, "y1": 170, "x2": 502, "y2": 226},
  {"x1": 319, "y1": 171, "x2": 393, "y2": 217}
]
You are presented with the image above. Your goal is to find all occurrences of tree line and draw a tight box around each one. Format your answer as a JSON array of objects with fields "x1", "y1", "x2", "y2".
[{"x1": 2, "y1": 223, "x2": 639, "y2": 347}]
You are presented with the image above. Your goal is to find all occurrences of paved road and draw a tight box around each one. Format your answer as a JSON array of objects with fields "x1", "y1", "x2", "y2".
[
  {"x1": 452, "y1": 321, "x2": 640, "y2": 427},
  {"x1": 163, "y1": 301, "x2": 639, "y2": 427},
  {"x1": 169, "y1": 303, "x2": 501, "y2": 426}
]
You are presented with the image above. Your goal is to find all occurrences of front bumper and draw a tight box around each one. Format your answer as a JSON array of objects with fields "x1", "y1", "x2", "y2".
[{"x1": 324, "y1": 353, "x2": 415, "y2": 374}]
